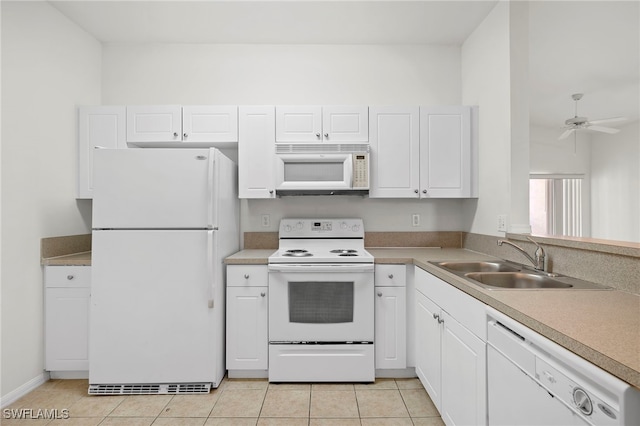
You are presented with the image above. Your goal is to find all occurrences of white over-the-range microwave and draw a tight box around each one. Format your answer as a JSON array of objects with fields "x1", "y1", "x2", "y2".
[{"x1": 275, "y1": 144, "x2": 369, "y2": 195}]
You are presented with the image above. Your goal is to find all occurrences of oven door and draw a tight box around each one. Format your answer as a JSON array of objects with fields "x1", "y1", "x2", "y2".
[{"x1": 268, "y1": 263, "x2": 374, "y2": 342}]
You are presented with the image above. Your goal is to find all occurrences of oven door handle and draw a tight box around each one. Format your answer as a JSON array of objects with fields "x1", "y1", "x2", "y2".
[{"x1": 268, "y1": 264, "x2": 374, "y2": 273}]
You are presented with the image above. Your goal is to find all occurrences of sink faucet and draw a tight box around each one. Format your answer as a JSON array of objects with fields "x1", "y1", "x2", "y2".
[{"x1": 497, "y1": 236, "x2": 546, "y2": 271}]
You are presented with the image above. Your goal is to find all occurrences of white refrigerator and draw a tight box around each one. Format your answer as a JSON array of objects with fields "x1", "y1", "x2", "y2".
[{"x1": 89, "y1": 148, "x2": 239, "y2": 394}]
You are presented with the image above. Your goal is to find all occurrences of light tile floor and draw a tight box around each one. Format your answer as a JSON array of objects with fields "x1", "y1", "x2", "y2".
[{"x1": 3, "y1": 377, "x2": 445, "y2": 425}]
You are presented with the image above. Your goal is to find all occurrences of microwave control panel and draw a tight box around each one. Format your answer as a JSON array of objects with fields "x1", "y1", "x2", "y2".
[{"x1": 352, "y1": 154, "x2": 369, "y2": 189}]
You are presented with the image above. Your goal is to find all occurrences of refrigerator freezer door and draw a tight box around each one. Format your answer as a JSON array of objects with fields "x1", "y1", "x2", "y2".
[
  {"x1": 90, "y1": 229, "x2": 223, "y2": 386},
  {"x1": 92, "y1": 148, "x2": 218, "y2": 229}
]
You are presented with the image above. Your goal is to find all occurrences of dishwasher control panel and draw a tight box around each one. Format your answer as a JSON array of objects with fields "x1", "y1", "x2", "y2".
[{"x1": 536, "y1": 357, "x2": 619, "y2": 424}]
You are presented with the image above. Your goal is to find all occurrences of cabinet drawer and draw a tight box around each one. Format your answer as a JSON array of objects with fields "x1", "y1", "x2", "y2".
[
  {"x1": 44, "y1": 266, "x2": 91, "y2": 288},
  {"x1": 375, "y1": 265, "x2": 406, "y2": 287},
  {"x1": 227, "y1": 265, "x2": 268, "y2": 287}
]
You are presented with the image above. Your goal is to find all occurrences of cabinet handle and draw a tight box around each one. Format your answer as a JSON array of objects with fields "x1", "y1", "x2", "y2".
[
  {"x1": 377, "y1": 292, "x2": 383, "y2": 297},
  {"x1": 422, "y1": 189, "x2": 427, "y2": 194},
  {"x1": 183, "y1": 133, "x2": 188, "y2": 138},
  {"x1": 244, "y1": 274, "x2": 250, "y2": 279},
  {"x1": 269, "y1": 190, "x2": 274, "y2": 195},
  {"x1": 388, "y1": 274, "x2": 394, "y2": 279},
  {"x1": 67, "y1": 275, "x2": 74, "y2": 280},
  {"x1": 414, "y1": 189, "x2": 419, "y2": 194},
  {"x1": 315, "y1": 133, "x2": 321, "y2": 138},
  {"x1": 438, "y1": 317, "x2": 444, "y2": 324},
  {"x1": 324, "y1": 133, "x2": 329, "y2": 138},
  {"x1": 173, "y1": 132, "x2": 179, "y2": 138},
  {"x1": 260, "y1": 292, "x2": 266, "y2": 297}
]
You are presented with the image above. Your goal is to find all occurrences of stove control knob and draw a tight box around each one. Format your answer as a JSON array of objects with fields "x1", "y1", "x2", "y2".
[
  {"x1": 352, "y1": 225, "x2": 360, "y2": 232},
  {"x1": 341, "y1": 222, "x2": 348, "y2": 230},
  {"x1": 285, "y1": 225, "x2": 292, "y2": 232},
  {"x1": 296, "y1": 221, "x2": 304, "y2": 230}
]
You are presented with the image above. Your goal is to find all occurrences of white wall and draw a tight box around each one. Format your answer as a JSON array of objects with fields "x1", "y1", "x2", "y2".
[
  {"x1": 530, "y1": 125, "x2": 591, "y2": 175},
  {"x1": 590, "y1": 121, "x2": 640, "y2": 242},
  {"x1": 461, "y1": 1, "x2": 512, "y2": 237},
  {"x1": 102, "y1": 43, "x2": 468, "y2": 232},
  {"x1": 1, "y1": 1, "x2": 101, "y2": 400}
]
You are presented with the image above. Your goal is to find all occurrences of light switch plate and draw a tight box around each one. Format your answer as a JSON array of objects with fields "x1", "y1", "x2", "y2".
[
  {"x1": 412, "y1": 214, "x2": 420, "y2": 227},
  {"x1": 497, "y1": 214, "x2": 507, "y2": 232},
  {"x1": 261, "y1": 214, "x2": 270, "y2": 227}
]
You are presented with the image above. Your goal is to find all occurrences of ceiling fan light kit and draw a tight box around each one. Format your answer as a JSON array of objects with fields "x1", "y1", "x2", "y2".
[{"x1": 558, "y1": 93, "x2": 626, "y2": 140}]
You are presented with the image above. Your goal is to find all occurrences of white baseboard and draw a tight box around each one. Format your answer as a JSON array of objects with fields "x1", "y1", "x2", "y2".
[{"x1": 0, "y1": 372, "x2": 49, "y2": 409}]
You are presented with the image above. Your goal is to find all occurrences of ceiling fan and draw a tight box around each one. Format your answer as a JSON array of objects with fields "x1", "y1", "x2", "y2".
[{"x1": 558, "y1": 93, "x2": 627, "y2": 140}]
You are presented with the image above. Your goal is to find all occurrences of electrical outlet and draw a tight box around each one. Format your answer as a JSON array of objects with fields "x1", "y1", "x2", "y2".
[
  {"x1": 261, "y1": 214, "x2": 270, "y2": 227},
  {"x1": 412, "y1": 214, "x2": 420, "y2": 227},
  {"x1": 497, "y1": 214, "x2": 507, "y2": 232}
]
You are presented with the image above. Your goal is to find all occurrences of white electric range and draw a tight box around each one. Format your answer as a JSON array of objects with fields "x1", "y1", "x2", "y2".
[{"x1": 268, "y1": 218, "x2": 375, "y2": 382}]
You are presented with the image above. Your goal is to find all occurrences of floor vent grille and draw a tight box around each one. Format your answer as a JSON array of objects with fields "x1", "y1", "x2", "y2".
[{"x1": 88, "y1": 383, "x2": 211, "y2": 395}]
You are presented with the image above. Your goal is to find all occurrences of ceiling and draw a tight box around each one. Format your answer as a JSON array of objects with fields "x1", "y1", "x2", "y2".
[
  {"x1": 49, "y1": 0, "x2": 639, "y2": 131},
  {"x1": 49, "y1": 0, "x2": 498, "y2": 45}
]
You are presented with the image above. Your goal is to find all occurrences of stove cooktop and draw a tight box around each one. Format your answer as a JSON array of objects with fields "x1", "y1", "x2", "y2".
[{"x1": 269, "y1": 219, "x2": 373, "y2": 264}]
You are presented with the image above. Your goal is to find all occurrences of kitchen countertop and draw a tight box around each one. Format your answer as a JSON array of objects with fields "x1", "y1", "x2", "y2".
[
  {"x1": 41, "y1": 251, "x2": 92, "y2": 266},
  {"x1": 225, "y1": 247, "x2": 640, "y2": 389}
]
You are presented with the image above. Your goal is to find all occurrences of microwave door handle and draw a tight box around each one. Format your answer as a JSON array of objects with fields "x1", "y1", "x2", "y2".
[{"x1": 346, "y1": 155, "x2": 354, "y2": 187}]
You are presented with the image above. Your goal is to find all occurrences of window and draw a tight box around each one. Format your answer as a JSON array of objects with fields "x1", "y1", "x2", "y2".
[{"x1": 529, "y1": 175, "x2": 584, "y2": 237}]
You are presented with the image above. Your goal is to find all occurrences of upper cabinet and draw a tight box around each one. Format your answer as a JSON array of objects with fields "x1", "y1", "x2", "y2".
[
  {"x1": 276, "y1": 106, "x2": 368, "y2": 143},
  {"x1": 369, "y1": 106, "x2": 478, "y2": 199},
  {"x1": 420, "y1": 106, "x2": 474, "y2": 198},
  {"x1": 238, "y1": 106, "x2": 276, "y2": 199},
  {"x1": 369, "y1": 106, "x2": 420, "y2": 198},
  {"x1": 126, "y1": 105, "x2": 238, "y2": 147},
  {"x1": 77, "y1": 106, "x2": 127, "y2": 199}
]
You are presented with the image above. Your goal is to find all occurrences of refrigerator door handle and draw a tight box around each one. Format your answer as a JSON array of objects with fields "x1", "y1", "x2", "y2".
[
  {"x1": 207, "y1": 149, "x2": 216, "y2": 229},
  {"x1": 207, "y1": 230, "x2": 215, "y2": 309}
]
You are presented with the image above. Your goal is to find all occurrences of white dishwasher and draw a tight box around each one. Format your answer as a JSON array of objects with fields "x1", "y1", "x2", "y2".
[{"x1": 486, "y1": 307, "x2": 640, "y2": 426}]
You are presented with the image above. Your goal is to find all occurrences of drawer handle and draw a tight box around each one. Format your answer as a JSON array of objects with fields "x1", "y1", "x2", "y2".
[
  {"x1": 388, "y1": 274, "x2": 394, "y2": 279},
  {"x1": 377, "y1": 292, "x2": 383, "y2": 297},
  {"x1": 260, "y1": 292, "x2": 266, "y2": 297},
  {"x1": 67, "y1": 275, "x2": 74, "y2": 280},
  {"x1": 244, "y1": 274, "x2": 250, "y2": 279}
]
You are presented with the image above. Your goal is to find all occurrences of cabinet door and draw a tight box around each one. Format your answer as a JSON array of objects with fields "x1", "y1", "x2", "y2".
[
  {"x1": 126, "y1": 105, "x2": 182, "y2": 143},
  {"x1": 182, "y1": 106, "x2": 238, "y2": 143},
  {"x1": 375, "y1": 286, "x2": 406, "y2": 369},
  {"x1": 238, "y1": 106, "x2": 276, "y2": 198},
  {"x1": 369, "y1": 107, "x2": 420, "y2": 198},
  {"x1": 77, "y1": 106, "x2": 126, "y2": 199},
  {"x1": 419, "y1": 106, "x2": 471, "y2": 198},
  {"x1": 45, "y1": 287, "x2": 91, "y2": 371},
  {"x1": 323, "y1": 106, "x2": 368, "y2": 143},
  {"x1": 440, "y1": 311, "x2": 487, "y2": 426},
  {"x1": 226, "y1": 287, "x2": 268, "y2": 370},
  {"x1": 275, "y1": 106, "x2": 322, "y2": 143},
  {"x1": 415, "y1": 290, "x2": 442, "y2": 410}
]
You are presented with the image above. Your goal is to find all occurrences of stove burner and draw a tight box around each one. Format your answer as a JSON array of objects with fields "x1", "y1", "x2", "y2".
[
  {"x1": 339, "y1": 253, "x2": 358, "y2": 257},
  {"x1": 330, "y1": 249, "x2": 358, "y2": 254},
  {"x1": 283, "y1": 249, "x2": 313, "y2": 257}
]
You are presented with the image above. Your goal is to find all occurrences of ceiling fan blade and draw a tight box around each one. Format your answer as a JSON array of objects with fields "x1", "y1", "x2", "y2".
[
  {"x1": 588, "y1": 116, "x2": 627, "y2": 125},
  {"x1": 559, "y1": 128, "x2": 575, "y2": 140},
  {"x1": 588, "y1": 125, "x2": 620, "y2": 134}
]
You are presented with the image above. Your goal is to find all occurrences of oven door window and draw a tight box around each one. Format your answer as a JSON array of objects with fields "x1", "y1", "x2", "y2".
[{"x1": 289, "y1": 281, "x2": 354, "y2": 324}]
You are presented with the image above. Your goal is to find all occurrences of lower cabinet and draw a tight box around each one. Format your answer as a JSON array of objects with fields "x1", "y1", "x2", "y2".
[
  {"x1": 415, "y1": 267, "x2": 487, "y2": 426},
  {"x1": 374, "y1": 265, "x2": 407, "y2": 370},
  {"x1": 44, "y1": 266, "x2": 91, "y2": 372},
  {"x1": 226, "y1": 265, "x2": 268, "y2": 377}
]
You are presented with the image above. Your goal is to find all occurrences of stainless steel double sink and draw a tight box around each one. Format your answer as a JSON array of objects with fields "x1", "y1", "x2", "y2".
[{"x1": 430, "y1": 260, "x2": 611, "y2": 290}]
